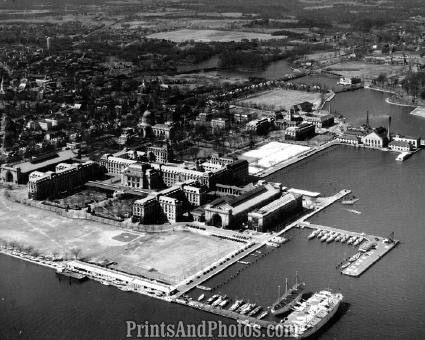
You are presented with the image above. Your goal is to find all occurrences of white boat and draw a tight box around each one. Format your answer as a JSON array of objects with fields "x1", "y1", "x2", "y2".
[
  {"x1": 198, "y1": 294, "x2": 205, "y2": 302},
  {"x1": 353, "y1": 237, "x2": 363, "y2": 246},
  {"x1": 326, "y1": 233, "x2": 336, "y2": 243},
  {"x1": 335, "y1": 234, "x2": 343, "y2": 242},
  {"x1": 219, "y1": 299, "x2": 229, "y2": 308},
  {"x1": 308, "y1": 229, "x2": 320, "y2": 240},
  {"x1": 396, "y1": 152, "x2": 412, "y2": 161},
  {"x1": 229, "y1": 299, "x2": 243, "y2": 311},
  {"x1": 320, "y1": 233, "x2": 329, "y2": 242}
]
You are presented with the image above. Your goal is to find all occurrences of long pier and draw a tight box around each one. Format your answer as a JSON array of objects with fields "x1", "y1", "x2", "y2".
[{"x1": 300, "y1": 222, "x2": 399, "y2": 277}]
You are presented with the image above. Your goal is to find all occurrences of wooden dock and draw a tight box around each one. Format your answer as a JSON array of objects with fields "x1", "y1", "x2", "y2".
[{"x1": 301, "y1": 222, "x2": 399, "y2": 277}]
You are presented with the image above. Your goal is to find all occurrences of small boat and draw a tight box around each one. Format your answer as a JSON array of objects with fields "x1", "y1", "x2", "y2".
[
  {"x1": 219, "y1": 298, "x2": 229, "y2": 308},
  {"x1": 258, "y1": 311, "x2": 268, "y2": 319},
  {"x1": 236, "y1": 303, "x2": 250, "y2": 313},
  {"x1": 212, "y1": 295, "x2": 226, "y2": 307},
  {"x1": 335, "y1": 234, "x2": 343, "y2": 242},
  {"x1": 248, "y1": 306, "x2": 262, "y2": 317},
  {"x1": 347, "y1": 236, "x2": 355, "y2": 245},
  {"x1": 198, "y1": 294, "x2": 205, "y2": 302},
  {"x1": 320, "y1": 233, "x2": 329, "y2": 242},
  {"x1": 396, "y1": 152, "x2": 411, "y2": 161},
  {"x1": 341, "y1": 198, "x2": 359, "y2": 205},
  {"x1": 229, "y1": 299, "x2": 244, "y2": 311},
  {"x1": 326, "y1": 233, "x2": 336, "y2": 243},
  {"x1": 353, "y1": 237, "x2": 363, "y2": 246},
  {"x1": 316, "y1": 230, "x2": 324, "y2": 238},
  {"x1": 345, "y1": 208, "x2": 362, "y2": 215},
  {"x1": 308, "y1": 229, "x2": 319, "y2": 240},
  {"x1": 207, "y1": 294, "x2": 219, "y2": 304}
]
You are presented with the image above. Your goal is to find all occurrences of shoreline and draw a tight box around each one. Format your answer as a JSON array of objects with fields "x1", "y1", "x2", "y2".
[{"x1": 384, "y1": 97, "x2": 416, "y2": 108}]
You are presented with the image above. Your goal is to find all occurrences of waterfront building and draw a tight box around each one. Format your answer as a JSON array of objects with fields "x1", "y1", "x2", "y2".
[
  {"x1": 388, "y1": 140, "x2": 412, "y2": 152},
  {"x1": 1, "y1": 149, "x2": 77, "y2": 184},
  {"x1": 27, "y1": 161, "x2": 102, "y2": 200},
  {"x1": 362, "y1": 128, "x2": 388, "y2": 148},
  {"x1": 285, "y1": 123, "x2": 315, "y2": 141},
  {"x1": 204, "y1": 182, "x2": 283, "y2": 228},
  {"x1": 66, "y1": 260, "x2": 171, "y2": 294},
  {"x1": 247, "y1": 192, "x2": 302, "y2": 232},
  {"x1": 337, "y1": 134, "x2": 361, "y2": 145},
  {"x1": 392, "y1": 135, "x2": 420, "y2": 149}
]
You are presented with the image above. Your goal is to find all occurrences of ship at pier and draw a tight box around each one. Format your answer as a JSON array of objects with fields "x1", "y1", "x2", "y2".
[
  {"x1": 271, "y1": 272, "x2": 305, "y2": 316},
  {"x1": 283, "y1": 290, "x2": 343, "y2": 339}
]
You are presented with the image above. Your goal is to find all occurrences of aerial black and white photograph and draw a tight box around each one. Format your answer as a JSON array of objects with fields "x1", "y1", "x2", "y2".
[{"x1": 0, "y1": 0, "x2": 424, "y2": 339}]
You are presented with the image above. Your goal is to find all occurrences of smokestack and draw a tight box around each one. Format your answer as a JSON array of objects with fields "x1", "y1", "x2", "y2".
[{"x1": 387, "y1": 115, "x2": 391, "y2": 140}]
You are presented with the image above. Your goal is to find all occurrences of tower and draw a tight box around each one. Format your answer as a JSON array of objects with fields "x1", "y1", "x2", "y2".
[
  {"x1": 387, "y1": 115, "x2": 391, "y2": 140},
  {"x1": 0, "y1": 77, "x2": 4, "y2": 95},
  {"x1": 46, "y1": 37, "x2": 52, "y2": 50},
  {"x1": 366, "y1": 110, "x2": 369, "y2": 128}
]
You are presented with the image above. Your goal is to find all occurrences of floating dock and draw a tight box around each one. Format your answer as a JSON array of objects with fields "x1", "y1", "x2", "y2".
[{"x1": 300, "y1": 222, "x2": 399, "y2": 277}]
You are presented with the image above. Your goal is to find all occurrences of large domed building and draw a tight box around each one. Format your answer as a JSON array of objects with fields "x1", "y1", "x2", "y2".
[{"x1": 139, "y1": 109, "x2": 154, "y2": 137}]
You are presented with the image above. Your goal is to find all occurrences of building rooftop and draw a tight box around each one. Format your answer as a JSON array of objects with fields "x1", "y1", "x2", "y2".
[
  {"x1": 5, "y1": 149, "x2": 76, "y2": 174},
  {"x1": 254, "y1": 193, "x2": 300, "y2": 215}
]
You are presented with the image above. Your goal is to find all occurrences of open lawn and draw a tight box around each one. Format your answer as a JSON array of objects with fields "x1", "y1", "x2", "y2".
[
  {"x1": 238, "y1": 89, "x2": 322, "y2": 110},
  {"x1": 326, "y1": 61, "x2": 407, "y2": 79},
  {"x1": 0, "y1": 191, "x2": 240, "y2": 284},
  {"x1": 148, "y1": 29, "x2": 279, "y2": 42}
]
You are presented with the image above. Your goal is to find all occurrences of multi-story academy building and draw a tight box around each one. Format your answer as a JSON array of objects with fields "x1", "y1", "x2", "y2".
[
  {"x1": 247, "y1": 192, "x2": 302, "y2": 232},
  {"x1": 132, "y1": 180, "x2": 207, "y2": 223},
  {"x1": 246, "y1": 117, "x2": 272, "y2": 134},
  {"x1": 285, "y1": 123, "x2": 315, "y2": 141},
  {"x1": 121, "y1": 163, "x2": 162, "y2": 190},
  {"x1": 101, "y1": 145, "x2": 172, "y2": 175},
  {"x1": 27, "y1": 161, "x2": 102, "y2": 200},
  {"x1": 1, "y1": 149, "x2": 77, "y2": 184},
  {"x1": 100, "y1": 150, "x2": 140, "y2": 175},
  {"x1": 204, "y1": 182, "x2": 283, "y2": 228},
  {"x1": 152, "y1": 122, "x2": 175, "y2": 140},
  {"x1": 146, "y1": 144, "x2": 173, "y2": 163}
]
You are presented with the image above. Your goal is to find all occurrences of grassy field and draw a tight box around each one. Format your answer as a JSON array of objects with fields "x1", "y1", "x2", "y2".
[
  {"x1": 0, "y1": 191, "x2": 239, "y2": 284},
  {"x1": 238, "y1": 89, "x2": 322, "y2": 110},
  {"x1": 326, "y1": 61, "x2": 407, "y2": 79},
  {"x1": 148, "y1": 29, "x2": 279, "y2": 42}
]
